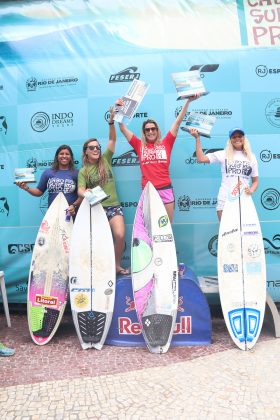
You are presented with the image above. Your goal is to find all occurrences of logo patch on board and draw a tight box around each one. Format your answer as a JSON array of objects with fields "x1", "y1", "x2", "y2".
[
  {"x1": 223, "y1": 264, "x2": 238, "y2": 273},
  {"x1": 158, "y1": 215, "x2": 168, "y2": 227},
  {"x1": 248, "y1": 244, "x2": 261, "y2": 258}
]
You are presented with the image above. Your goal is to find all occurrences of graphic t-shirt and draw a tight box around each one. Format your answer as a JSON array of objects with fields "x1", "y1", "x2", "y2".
[
  {"x1": 207, "y1": 150, "x2": 258, "y2": 201},
  {"x1": 78, "y1": 148, "x2": 120, "y2": 207},
  {"x1": 130, "y1": 131, "x2": 176, "y2": 189},
  {"x1": 37, "y1": 168, "x2": 78, "y2": 207}
]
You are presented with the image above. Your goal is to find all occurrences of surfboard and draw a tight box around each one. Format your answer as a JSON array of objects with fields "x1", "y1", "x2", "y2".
[
  {"x1": 131, "y1": 181, "x2": 178, "y2": 354},
  {"x1": 27, "y1": 192, "x2": 73, "y2": 345},
  {"x1": 69, "y1": 198, "x2": 116, "y2": 350},
  {"x1": 218, "y1": 177, "x2": 266, "y2": 350}
]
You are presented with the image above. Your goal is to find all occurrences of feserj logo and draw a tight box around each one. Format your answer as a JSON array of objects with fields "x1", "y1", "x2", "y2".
[
  {"x1": 109, "y1": 67, "x2": 140, "y2": 83},
  {"x1": 112, "y1": 150, "x2": 140, "y2": 166}
]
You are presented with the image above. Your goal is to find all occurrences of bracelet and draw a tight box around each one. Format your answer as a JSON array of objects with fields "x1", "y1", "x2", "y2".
[
  {"x1": 108, "y1": 122, "x2": 114, "y2": 125},
  {"x1": 72, "y1": 203, "x2": 78, "y2": 209},
  {"x1": 26, "y1": 186, "x2": 30, "y2": 191}
]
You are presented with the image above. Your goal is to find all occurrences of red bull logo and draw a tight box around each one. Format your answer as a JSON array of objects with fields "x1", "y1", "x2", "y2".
[
  {"x1": 119, "y1": 316, "x2": 192, "y2": 335},
  {"x1": 125, "y1": 296, "x2": 135, "y2": 312}
]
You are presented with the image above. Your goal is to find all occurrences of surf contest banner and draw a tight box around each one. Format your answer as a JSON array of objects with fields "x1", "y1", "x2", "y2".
[{"x1": 0, "y1": 0, "x2": 280, "y2": 303}]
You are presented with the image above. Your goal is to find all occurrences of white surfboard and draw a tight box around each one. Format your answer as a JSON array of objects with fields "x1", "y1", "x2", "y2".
[
  {"x1": 69, "y1": 198, "x2": 116, "y2": 350},
  {"x1": 27, "y1": 192, "x2": 73, "y2": 345},
  {"x1": 218, "y1": 178, "x2": 266, "y2": 350},
  {"x1": 131, "y1": 181, "x2": 178, "y2": 354}
]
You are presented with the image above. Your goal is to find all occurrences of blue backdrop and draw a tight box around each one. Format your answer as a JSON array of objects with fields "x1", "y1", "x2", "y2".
[{"x1": 0, "y1": 0, "x2": 279, "y2": 302}]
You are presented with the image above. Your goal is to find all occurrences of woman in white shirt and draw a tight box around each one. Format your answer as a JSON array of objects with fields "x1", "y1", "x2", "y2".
[{"x1": 189, "y1": 127, "x2": 259, "y2": 220}]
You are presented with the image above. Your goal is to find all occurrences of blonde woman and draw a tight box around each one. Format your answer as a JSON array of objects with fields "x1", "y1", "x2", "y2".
[
  {"x1": 78, "y1": 109, "x2": 128, "y2": 275},
  {"x1": 189, "y1": 127, "x2": 259, "y2": 220},
  {"x1": 116, "y1": 96, "x2": 200, "y2": 222}
]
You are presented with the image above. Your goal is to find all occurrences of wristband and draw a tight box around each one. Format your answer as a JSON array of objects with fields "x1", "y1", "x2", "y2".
[
  {"x1": 72, "y1": 203, "x2": 78, "y2": 209},
  {"x1": 108, "y1": 122, "x2": 114, "y2": 125}
]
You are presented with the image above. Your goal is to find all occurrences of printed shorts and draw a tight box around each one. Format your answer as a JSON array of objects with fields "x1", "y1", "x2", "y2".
[
  {"x1": 157, "y1": 186, "x2": 175, "y2": 204},
  {"x1": 104, "y1": 205, "x2": 124, "y2": 221}
]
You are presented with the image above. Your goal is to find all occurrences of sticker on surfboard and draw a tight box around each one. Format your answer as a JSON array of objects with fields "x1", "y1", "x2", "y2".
[
  {"x1": 217, "y1": 178, "x2": 266, "y2": 350},
  {"x1": 27, "y1": 192, "x2": 73, "y2": 345},
  {"x1": 131, "y1": 181, "x2": 178, "y2": 354}
]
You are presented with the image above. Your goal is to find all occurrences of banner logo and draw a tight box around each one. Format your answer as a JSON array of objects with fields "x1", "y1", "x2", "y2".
[
  {"x1": 265, "y1": 98, "x2": 280, "y2": 128},
  {"x1": 31, "y1": 112, "x2": 50, "y2": 132},
  {"x1": 0, "y1": 197, "x2": 9, "y2": 216},
  {"x1": 109, "y1": 67, "x2": 140, "y2": 83},
  {"x1": 112, "y1": 150, "x2": 140, "y2": 166},
  {"x1": 0, "y1": 116, "x2": 8, "y2": 134},
  {"x1": 261, "y1": 188, "x2": 280, "y2": 210}
]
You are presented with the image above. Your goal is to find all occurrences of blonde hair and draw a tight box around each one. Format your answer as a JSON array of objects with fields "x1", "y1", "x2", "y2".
[
  {"x1": 141, "y1": 119, "x2": 162, "y2": 146},
  {"x1": 225, "y1": 135, "x2": 253, "y2": 162},
  {"x1": 82, "y1": 139, "x2": 109, "y2": 187}
]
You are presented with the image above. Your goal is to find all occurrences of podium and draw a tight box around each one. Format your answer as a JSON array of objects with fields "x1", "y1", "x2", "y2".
[{"x1": 105, "y1": 267, "x2": 212, "y2": 347}]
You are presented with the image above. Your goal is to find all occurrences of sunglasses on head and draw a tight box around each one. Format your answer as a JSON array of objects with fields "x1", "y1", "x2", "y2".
[
  {"x1": 144, "y1": 127, "x2": 158, "y2": 133},
  {"x1": 87, "y1": 145, "x2": 101, "y2": 151}
]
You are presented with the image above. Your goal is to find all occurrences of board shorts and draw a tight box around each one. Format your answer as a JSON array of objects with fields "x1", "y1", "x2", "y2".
[
  {"x1": 156, "y1": 184, "x2": 175, "y2": 204},
  {"x1": 103, "y1": 205, "x2": 124, "y2": 221}
]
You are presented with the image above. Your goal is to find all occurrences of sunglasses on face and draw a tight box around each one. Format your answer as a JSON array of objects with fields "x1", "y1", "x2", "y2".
[
  {"x1": 87, "y1": 145, "x2": 101, "y2": 151},
  {"x1": 144, "y1": 127, "x2": 158, "y2": 133}
]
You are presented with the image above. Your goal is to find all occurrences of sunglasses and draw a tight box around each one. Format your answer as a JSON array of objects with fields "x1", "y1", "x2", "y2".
[
  {"x1": 144, "y1": 127, "x2": 158, "y2": 133},
  {"x1": 87, "y1": 145, "x2": 101, "y2": 151}
]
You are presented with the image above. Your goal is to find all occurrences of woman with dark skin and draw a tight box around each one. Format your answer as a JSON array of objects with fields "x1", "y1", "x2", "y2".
[{"x1": 16, "y1": 145, "x2": 82, "y2": 216}]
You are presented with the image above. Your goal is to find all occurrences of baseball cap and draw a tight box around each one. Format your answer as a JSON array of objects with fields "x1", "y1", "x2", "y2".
[{"x1": 229, "y1": 127, "x2": 245, "y2": 138}]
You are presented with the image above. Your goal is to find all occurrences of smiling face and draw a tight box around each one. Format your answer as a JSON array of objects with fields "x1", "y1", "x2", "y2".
[
  {"x1": 85, "y1": 139, "x2": 101, "y2": 163},
  {"x1": 57, "y1": 148, "x2": 72, "y2": 169},
  {"x1": 230, "y1": 132, "x2": 244, "y2": 151},
  {"x1": 143, "y1": 121, "x2": 159, "y2": 144}
]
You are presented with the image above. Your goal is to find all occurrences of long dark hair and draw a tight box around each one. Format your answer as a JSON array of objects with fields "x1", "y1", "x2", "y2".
[{"x1": 52, "y1": 145, "x2": 75, "y2": 171}]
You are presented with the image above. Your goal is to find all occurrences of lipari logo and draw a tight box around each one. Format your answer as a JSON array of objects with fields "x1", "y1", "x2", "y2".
[
  {"x1": 112, "y1": 150, "x2": 139, "y2": 166},
  {"x1": 109, "y1": 67, "x2": 140, "y2": 83},
  {"x1": 0, "y1": 116, "x2": 7, "y2": 134}
]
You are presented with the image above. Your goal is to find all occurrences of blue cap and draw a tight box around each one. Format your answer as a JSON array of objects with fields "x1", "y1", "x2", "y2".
[{"x1": 229, "y1": 127, "x2": 245, "y2": 138}]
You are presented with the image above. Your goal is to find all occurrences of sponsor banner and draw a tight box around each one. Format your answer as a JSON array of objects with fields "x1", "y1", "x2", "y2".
[
  {"x1": 243, "y1": 1, "x2": 280, "y2": 46},
  {"x1": 17, "y1": 99, "x2": 88, "y2": 144},
  {"x1": 18, "y1": 59, "x2": 87, "y2": 104},
  {"x1": 239, "y1": 48, "x2": 280, "y2": 92}
]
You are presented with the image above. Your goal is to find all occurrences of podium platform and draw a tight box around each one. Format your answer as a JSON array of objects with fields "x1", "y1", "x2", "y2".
[{"x1": 105, "y1": 267, "x2": 212, "y2": 347}]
